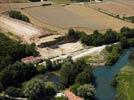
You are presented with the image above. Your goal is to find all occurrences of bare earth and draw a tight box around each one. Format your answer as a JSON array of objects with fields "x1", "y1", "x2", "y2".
[
  {"x1": 38, "y1": 41, "x2": 84, "y2": 59},
  {"x1": 0, "y1": 16, "x2": 49, "y2": 43},
  {"x1": 51, "y1": 44, "x2": 106, "y2": 62}
]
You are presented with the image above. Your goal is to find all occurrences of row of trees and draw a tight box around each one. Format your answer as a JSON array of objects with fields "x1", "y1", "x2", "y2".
[
  {"x1": 9, "y1": 10, "x2": 30, "y2": 22},
  {"x1": 106, "y1": 37, "x2": 134, "y2": 65},
  {"x1": 68, "y1": 27, "x2": 134, "y2": 46},
  {"x1": 5, "y1": 78, "x2": 57, "y2": 100}
]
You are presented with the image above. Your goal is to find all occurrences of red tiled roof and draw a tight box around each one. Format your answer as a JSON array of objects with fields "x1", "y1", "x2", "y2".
[
  {"x1": 21, "y1": 56, "x2": 41, "y2": 63},
  {"x1": 64, "y1": 90, "x2": 84, "y2": 100}
]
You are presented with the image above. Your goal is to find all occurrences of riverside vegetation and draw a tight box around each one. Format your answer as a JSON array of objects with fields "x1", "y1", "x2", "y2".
[{"x1": 0, "y1": 26, "x2": 134, "y2": 100}]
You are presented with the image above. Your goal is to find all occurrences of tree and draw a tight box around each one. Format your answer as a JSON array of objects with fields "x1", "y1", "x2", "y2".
[
  {"x1": 0, "y1": 62, "x2": 37, "y2": 88},
  {"x1": 23, "y1": 78, "x2": 46, "y2": 100},
  {"x1": 6, "y1": 86, "x2": 22, "y2": 97},
  {"x1": 104, "y1": 29, "x2": 118, "y2": 44},
  {"x1": 9, "y1": 10, "x2": 30, "y2": 22},
  {"x1": 120, "y1": 37, "x2": 129, "y2": 49},
  {"x1": 75, "y1": 71, "x2": 92, "y2": 85},
  {"x1": 45, "y1": 82, "x2": 57, "y2": 98},
  {"x1": 46, "y1": 59, "x2": 53, "y2": 71},
  {"x1": 77, "y1": 84, "x2": 95, "y2": 100},
  {"x1": 106, "y1": 44, "x2": 122, "y2": 65},
  {"x1": 70, "y1": 83, "x2": 80, "y2": 95},
  {"x1": 90, "y1": 30, "x2": 104, "y2": 46},
  {"x1": 60, "y1": 60, "x2": 75, "y2": 87}
]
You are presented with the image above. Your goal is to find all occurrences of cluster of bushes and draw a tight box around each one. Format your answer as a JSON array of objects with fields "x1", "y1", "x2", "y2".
[
  {"x1": 5, "y1": 78, "x2": 57, "y2": 100},
  {"x1": 9, "y1": 10, "x2": 30, "y2": 22},
  {"x1": 36, "y1": 59, "x2": 62, "y2": 74},
  {"x1": 105, "y1": 44, "x2": 122, "y2": 65},
  {"x1": 59, "y1": 58, "x2": 95, "y2": 99},
  {"x1": 0, "y1": 62, "x2": 37, "y2": 90},
  {"x1": 70, "y1": 64, "x2": 95, "y2": 99},
  {"x1": 68, "y1": 27, "x2": 134, "y2": 46},
  {"x1": 123, "y1": 16, "x2": 134, "y2": 23},
  {"x1": 40, "y1": 27, "x2": 134, "y2": 49},
  {"x1": 106, "y1": 36, "x2": 134, "y2": 65}
]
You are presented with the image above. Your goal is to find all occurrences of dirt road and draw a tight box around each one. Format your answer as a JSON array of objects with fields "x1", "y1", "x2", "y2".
[{"x1": 51, "y1": 45, "x2": 106, "y2": 62}]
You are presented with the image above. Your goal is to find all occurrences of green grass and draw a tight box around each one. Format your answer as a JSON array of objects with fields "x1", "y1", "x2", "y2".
[
  {"x1": 3, "y1": 32, "x2": 21, "y2": 42},
  {"x1": 82, "y1": 49, "x2": 106, "y2": 64},
  {"x1": 116, "y1": 66, "x2": 134, "y2": 100}
]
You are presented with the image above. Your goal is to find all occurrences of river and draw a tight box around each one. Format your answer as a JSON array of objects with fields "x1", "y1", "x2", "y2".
[{"x1": 93, "y1": 50, "x2": 132, "y2": 100}]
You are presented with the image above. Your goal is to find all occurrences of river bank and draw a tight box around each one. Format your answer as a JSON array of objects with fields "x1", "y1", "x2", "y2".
[{"x1": 93, "y1": 49, "x2": 132, "y2": 100}]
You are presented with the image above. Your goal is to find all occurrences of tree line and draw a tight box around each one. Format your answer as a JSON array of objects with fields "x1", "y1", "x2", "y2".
[
  {"x1": 68, "y1": 27, "x2": 134, "y2": 46},
  {"x1": 9, "y1": 10, "x2": 30, "y2": 22}
]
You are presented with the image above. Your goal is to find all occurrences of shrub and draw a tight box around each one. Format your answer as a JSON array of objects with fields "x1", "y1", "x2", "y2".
[
  {"x1": 9, "y1": 10, "x2": 30, "y2": 22},
  {"x1": 70, "y1": 84, "x2": 80, "y2": 95},
  {"x1": 77, "y1": 84, "x2": 95, "y2": 99},
  {"x1": 6, "y1": 86, "x2": 22, "y2": 97}
]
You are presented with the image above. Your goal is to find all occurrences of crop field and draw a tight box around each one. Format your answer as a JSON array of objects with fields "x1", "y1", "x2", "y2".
[
  {"x1": 0, "y1": 1, "x2": 52, "y2": 14},
  {"x1": 22, "y1": 4, "x2": 134, "y2": 33},
  {"x1": 90, "y1": 0, "x2": 134, "y2": 17}
]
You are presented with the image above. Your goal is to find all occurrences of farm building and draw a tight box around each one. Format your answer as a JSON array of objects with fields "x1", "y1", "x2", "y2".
[{"x1": 21, "y1": 56, "x2": 42, "y2": 63}]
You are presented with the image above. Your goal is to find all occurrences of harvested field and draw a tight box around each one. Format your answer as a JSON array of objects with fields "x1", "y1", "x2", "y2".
[
  {"x1": 0, "y1": 16, "x2": 50, "y2": 43},
  {"x1": 0, "y1": 1, "x2": 53, "y2": 14},
  {"x1": 90, "y1": 0, "x2": 134, "y2": 17},
  {"x1": 22, "y1": 4, "x2": 134, "y2": 34}
]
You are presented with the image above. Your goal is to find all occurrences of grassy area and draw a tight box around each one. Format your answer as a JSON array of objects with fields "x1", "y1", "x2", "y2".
[
  {"x1": 83, "y1": 49, "x2": 106, "y2": 64},
  {"x1": 116, "y1": 65, "x2": 134, "y2": 100},
  {"x1": 3, "y1": 32, "x2": 21, "y2": 42}
]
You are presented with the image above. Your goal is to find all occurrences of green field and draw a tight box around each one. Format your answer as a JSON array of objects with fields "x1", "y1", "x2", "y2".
[{"x1": 116, "y1": 65, "x2": 134, "y2": 100}]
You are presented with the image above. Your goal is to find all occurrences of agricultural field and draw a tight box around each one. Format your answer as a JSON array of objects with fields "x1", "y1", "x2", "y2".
[
  {"x1": 0, "y1": 16, "x2": 50, "y2": 43},
  {"x1": 90, "y1": 0, "x2": 134, "y2": 17},
  {"x1": 22, "y1": 4, "x2": 134, "y2": 33},
  {"x1": 0, "y1": 1, "x2": 52, "y2": 14}
]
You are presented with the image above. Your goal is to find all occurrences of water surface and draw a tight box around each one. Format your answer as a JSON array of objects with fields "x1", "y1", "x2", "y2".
[{"x1": 93, "y1": 50, "x2": 131, "y2": 100}]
